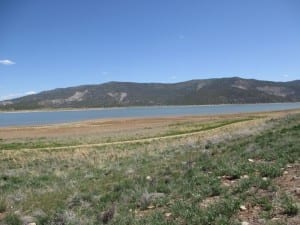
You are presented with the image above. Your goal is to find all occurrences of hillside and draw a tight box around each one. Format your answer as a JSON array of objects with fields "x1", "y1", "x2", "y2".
[{"x1": 1, "y1": 77, "x2": 300, "y2": 110}]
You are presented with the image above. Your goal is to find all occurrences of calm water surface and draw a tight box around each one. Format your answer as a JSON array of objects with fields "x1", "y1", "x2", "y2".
[{"x1": 1, "y1": 103, "x2": 300, "y2": 127}]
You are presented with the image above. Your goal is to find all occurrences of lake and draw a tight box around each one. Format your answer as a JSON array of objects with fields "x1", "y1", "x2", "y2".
[{"x1": 1, "y1": 102, "x2": 300, "y2": 127}]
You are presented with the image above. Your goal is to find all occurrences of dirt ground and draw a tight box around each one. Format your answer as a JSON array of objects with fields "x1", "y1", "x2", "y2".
[{"x1": 237, "y1": 163, "x2": 300, "y2": 225}]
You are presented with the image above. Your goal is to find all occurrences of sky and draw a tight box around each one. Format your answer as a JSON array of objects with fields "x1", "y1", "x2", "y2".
[{"x1": 0, "y1": 0, "x2": 300, "y2": 100}]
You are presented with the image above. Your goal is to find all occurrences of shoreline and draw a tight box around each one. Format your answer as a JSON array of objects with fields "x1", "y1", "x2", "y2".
[
  {"x1": 0, "y1": 109, "x2": 289, "y2": 140},
  {"x1": 1, "y1": 102, "x2": 300, "y2": 114},
  {"x1": 1, "y1": 108, "x2": 300, "y2": 131},
  {"x1": 1, "y1": 109, "x2": 299, "y2": 141},
  {"x1": 0, "y1": 103, "x2": 300, "y2": 129}
]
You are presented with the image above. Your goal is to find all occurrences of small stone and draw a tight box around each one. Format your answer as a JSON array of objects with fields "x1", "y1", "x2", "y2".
[
  {"x1": 271, "y1": 217, "x2": 280, "y2": 221},
  {"x1": 248, "y1": 158, "x2": 254, "y2": 163},
  {"x1": 147, "y1": 205, "x2": 155, "y2": 209},
  {"x1": 129, "y1": 209, "x2": 132, "y2": 212},
  {"x1": 241, "y1": 221, "x2": 249, "y2": 225},
  {"x1": 146, "y1": 176, "x2": 152, "y2": 181},
  {"x1": 223, "y1": 182, "x2": 230, "y2": 187},
  {"x1": 254, "y1": 206, "x2": 260, "y2": 210},
  {"x1": 165, "y1": 212, "x2": 172, "y2": 217},
  {"x1": 241, "y1": 175, "x2": 249, "y2": 179},
  {"x1": 240, "y1": 205, "x2": 247, "y2": 211},
  {"x1": 258, "y1": 218, "x2": 266, "y2": 223},
  {"x1": 262, "y1": 177, "x2": 268, "y2": 181},
  {"x1": 283, "y1": 171, "x2": 288, "y2": 175},
  {"x1": 21, "y1": 216, "x2": 35, "y2": 225},
  {"x1": 126, "y1": 168, "x2": 135, "y2": 175},
  {"x1": 286, "y1": 164, "x2": 293, "y2": 168},
  {"x1": 32, "y1": 209, "x2": 46, "y2": 218}
]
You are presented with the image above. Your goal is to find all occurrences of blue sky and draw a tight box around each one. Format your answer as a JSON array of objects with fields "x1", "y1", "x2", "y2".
[{"x1": 0, "y1": 0, "x2": 300, "y2": 100}]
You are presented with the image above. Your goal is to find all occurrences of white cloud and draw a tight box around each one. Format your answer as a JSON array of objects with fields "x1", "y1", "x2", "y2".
[
  {"x1": 25, "y1": 91, "x2": 36, "y2": 95},
  {"x1": 0, "y1": 91, "x2": 36, "y2": 101},
  {"x1": 0, "y1": 59, "x2": 15, "y2": 65}
]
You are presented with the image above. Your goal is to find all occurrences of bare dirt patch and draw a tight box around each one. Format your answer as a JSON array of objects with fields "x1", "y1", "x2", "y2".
[
  {"x1": 236, "y1": 163, "x2": 300, "y2": 225},
  {"x1": 276, "y1": 164, "x2": 300, "y2": 199}
]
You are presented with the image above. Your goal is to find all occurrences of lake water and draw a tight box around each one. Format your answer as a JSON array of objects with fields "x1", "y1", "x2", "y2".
[{"x1": 1, "y1": 102, "x2": 300, "y2": 127}]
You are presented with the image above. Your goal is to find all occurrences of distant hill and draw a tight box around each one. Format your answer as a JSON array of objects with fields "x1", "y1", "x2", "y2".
[{"x1": 1, "y1": 77, "x2": 300, "y2": 110}]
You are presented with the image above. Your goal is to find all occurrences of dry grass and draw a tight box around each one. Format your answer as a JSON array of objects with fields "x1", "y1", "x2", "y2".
[{"x1": 0, "y1": 109, "x2": 299, "y2": 225}]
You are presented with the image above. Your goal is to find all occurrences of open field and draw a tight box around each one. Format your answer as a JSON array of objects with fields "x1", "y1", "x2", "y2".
[{"x1": 0, "y1": 110, "x2": 299, "y2": 225}]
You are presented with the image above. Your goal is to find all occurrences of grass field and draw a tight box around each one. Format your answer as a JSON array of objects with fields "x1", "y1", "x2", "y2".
[{"x1": 0, "y1": 110, "x2": 299, "y2": 225}]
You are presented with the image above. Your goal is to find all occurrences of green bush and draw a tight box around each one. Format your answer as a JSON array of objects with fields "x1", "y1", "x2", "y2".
[
  {"x1": 4, "y1": 214, "x2": 22, "y2": 225},
  {"x1": 0, "y1": 199, "x2": 6, "y2": 213},
  {"x1": 282, "y1": 195, "x2": 298, "y2": 216},
  {"x1": 258, "y1": 164, "x2": 282, "y2": 178}
]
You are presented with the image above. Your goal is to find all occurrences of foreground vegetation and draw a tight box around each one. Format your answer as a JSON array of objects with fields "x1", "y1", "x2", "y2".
[{"x1": 0, "y1": 112, "x2": 299, "y2": 225}]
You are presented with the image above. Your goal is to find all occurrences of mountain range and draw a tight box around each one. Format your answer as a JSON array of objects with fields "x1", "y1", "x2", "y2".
[{"x1": 1, "y1": 77, "x2": 300, "y2": 110}]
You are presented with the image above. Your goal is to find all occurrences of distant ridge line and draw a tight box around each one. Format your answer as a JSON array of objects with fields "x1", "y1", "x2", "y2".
[{"x1": 1, "y1": 77, "x2": 300, "y2": 110}]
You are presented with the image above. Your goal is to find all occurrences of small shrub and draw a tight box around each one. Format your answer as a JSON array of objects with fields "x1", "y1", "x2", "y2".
[
  {"x1": 0, "y1": 199, "x2": 6, "y2": 213},
  {"x1": 98, "y1": 204, "x2": 115, "y2": 224},
  {"x1": 208, "y1": 179, "x2": 222, "y2": 197},
  {"x1": 257, "y1": 197, "x2": 272, "y2": 211},
  {"x1": 4, "y1": 213, "x2": 22, "y2": 225},
  {"x1": 258, "y1": 164, "x2": 282, "y2": 178},
  {"x1": 49, "y1": 212, "x2": 67, "y2": 225},
  {"x1": 281, "y1": 195, "x2": 298, "y2": 216},
  {"x1": 232, "y1": 178, "x2": 252, "y2": 194},
  {"x1": 140, "y1": 192, "x2": 151, "y2": 210},
  {"x1": 36, "y1": 215, "x2": 50, "y2": 225},
  {"x1": 199, "y1": 198, "x2": 240, "y2": 224},
  {"x1": 257, "y1": 178, "x2": 272, "y2": 190}
]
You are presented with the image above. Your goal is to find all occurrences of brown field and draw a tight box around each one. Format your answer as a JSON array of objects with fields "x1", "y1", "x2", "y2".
[{"x1": 1, "y1": 109, "x2": 298, "y2": 141}]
